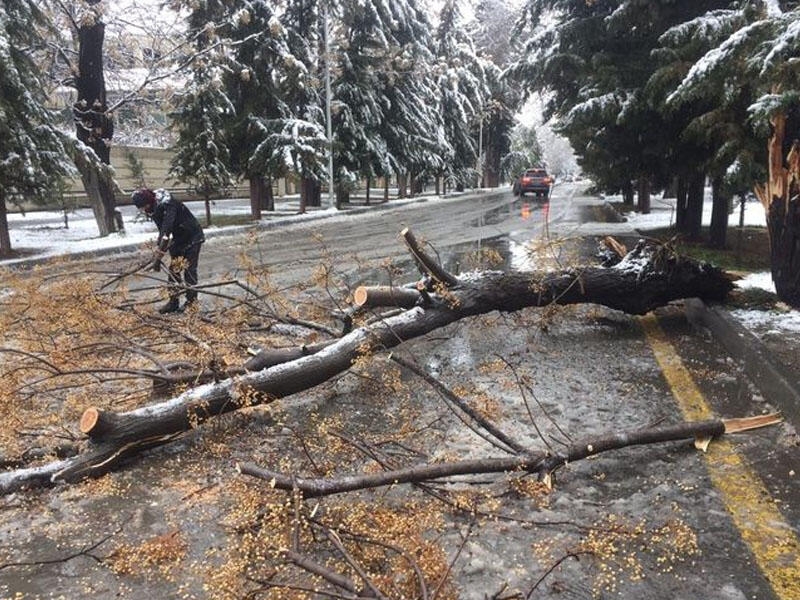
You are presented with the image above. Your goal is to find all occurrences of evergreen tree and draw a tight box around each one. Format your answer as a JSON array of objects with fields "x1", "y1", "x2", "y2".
[
  {"x1": 503, "y1": 124, "x2": 543, "y2": 182},
  {"x1": 279, "y1": 0, "x2": 328, "y2": 209},
  {"x1": 225, "y1": 2, "x2": 293, "y2": 218},
  {"x1": 434, "y1": 0, "x2": 487, "y2": 191},
  {"x1": 376, "y1": 0, "x2": 448, "y2": 197},
  {"x1": 653, "y1": 5, "x2": 764, "y2": 243},
  {"x1": 511, "y1": 0, "x2": 728, "y2": 213},
  {"x1": 330, "y1": 0, "x2": 392, "y2": 204},
  {"x1": 169, "y1": 1, "x2": 235, "y2": 226},
  {"x1": 667, "y1": 2, "x2": 800, "y2": 305},
  {"x1": 0, "y1": 0, "x2": 72, "y2": 256}
]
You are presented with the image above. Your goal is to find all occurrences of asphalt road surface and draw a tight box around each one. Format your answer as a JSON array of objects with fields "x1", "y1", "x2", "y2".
[{"x1": 3, "y1": 184, "x2": 798, "y2": 599}]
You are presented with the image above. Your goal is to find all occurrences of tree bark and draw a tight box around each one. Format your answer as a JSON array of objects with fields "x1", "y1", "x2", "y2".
[
  {"x1": 709, "y1": 175, "x2": 729, "y2": 249},
  {"x1": 239, "y1": 415, "x2": 779, "y2": 498},
  {"x1": 397, "y1": 172, "x2": 407, "y2": 199},
  {"x1": 0, "y1": 194, "x2": 11, "y2": 257},
  {"x1": 675, "y1": 176, "x2": 688, "y2": 231},
  {"x1": 74, "y1": 4, "x2": 120, "y2": 236},
  {"x1": 249, "y1": 176, "x2": 265, "y2": 220},
  {"x1": 483, "y1": 142, "x2": 501, "y2": 188},
  {"x1": 204, "y1": 192, "x2": 212, "y2": 227},
  {"x1": 622, "y1": 180, "x2": 634, "y2": 207},
  {"x1": 637, "y1": 176, "x2": 651, "y2": 215},
  {"x1": 755, "y1": 111, "x2": 800, "y2": 307},
  {"x1": 301, "y1": 177, "x2": 320, "y2": 208},
  {"x1": 685, "y1": 171, "x2": 705, "y2": 240},
  {"x1": 264, "y1": 177, "x2": 274, "y2": 211}
]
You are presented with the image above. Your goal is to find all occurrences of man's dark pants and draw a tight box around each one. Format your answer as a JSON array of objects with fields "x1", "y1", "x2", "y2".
[{"x1": 168, "y1": 242, "x2": 202, "y2": 303}]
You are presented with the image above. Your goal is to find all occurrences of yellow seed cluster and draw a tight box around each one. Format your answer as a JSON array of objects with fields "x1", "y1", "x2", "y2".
[
  {"x1": 109, "y1": 530, "x2": 188, "y2": 576},
  {"x1": 565, "y1": 514, "x2": 701, "y2": 596}
]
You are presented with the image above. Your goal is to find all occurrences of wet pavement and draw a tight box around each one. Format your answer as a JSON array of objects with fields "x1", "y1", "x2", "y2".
[{"x1": 1, "y1": 184, "x2": 799, "y2": 599}]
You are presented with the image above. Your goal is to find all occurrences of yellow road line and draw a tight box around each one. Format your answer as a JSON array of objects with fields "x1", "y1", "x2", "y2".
[{"x1": 640, "y1": 314, "x2": 800, "y2": 599}]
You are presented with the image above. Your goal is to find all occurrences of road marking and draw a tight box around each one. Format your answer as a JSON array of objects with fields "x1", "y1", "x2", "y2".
[{"x1": 641, "y1": 314, "x2": 800, "y2": 599}]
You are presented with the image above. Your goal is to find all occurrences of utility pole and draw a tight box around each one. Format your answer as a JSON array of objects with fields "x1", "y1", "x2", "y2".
[
  {"x1": 323, "y1": 3, "x2": 335, "y2": 209},
  {"x1": 477, "y1": 111, "x2": 483, "y2": 189}
]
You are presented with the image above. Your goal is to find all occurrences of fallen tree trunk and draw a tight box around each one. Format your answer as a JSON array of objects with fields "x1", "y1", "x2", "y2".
[{"x1": 0, "y1": 238, "x2": 734, "y2": 493}]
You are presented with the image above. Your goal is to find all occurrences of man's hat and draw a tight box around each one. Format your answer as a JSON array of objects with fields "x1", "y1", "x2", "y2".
[{"x1": 131, "y1": 188, "x2": 156, "y2": 210}]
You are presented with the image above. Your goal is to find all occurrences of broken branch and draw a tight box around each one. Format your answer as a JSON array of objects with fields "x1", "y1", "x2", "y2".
[{"x1": 238, "y1": 416, "x2": 780, "y2": 498}]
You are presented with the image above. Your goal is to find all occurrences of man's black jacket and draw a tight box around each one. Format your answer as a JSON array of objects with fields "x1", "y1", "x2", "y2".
[{"x1": 152, "y1": 192, "x2": 205, "y2": 254}]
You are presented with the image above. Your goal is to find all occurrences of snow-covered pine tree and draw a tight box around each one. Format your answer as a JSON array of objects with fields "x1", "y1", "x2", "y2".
[
  {"x1": 471, "y1": 0, "x2": 521, "y2": 68},
  {"x1": 329, "y1": 0, "x2": 392, "y2": 205},
  {"x1": 669, "y1": 2, "x2": 800, "y2": 305},
  {"x1": 480, "y1": 63, "x2": 519, "y2": 188},
  {"x1": 503, "y1": 124, "x2": 543, "y2": 183},
  {"x1": 279, "y1": 0, "x2": 328, "y2": 210},
  {"x1": 655, "y1": 5, "x2": 764, "y2": 245},
  {"x1": 374, "y1": 0, "x2": 448, "y2": 198},
  {"x1": 169, "y1": 1, "x2": 235, "y2": 226},
  {"x1": 0, "y1": 0, "x2": 73, "y2": 256},
  {"x1": 224, "y1": 2, "x2": 292, "y2": 219},
  {"x1": 434, "y1": 0, "x2": 486, "y2": 192},
  {"x1": 511, "y1": 0, "x2": 729, "y2": 214}
]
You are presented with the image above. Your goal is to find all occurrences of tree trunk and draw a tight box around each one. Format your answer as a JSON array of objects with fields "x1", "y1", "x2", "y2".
[
  {"x1": 0, "y1": 194, "x2": 11, "y2": 257},
  {"x1": 484, "y1": 143, "x2": 501, "y2": 187},
  {"x1": 249, "y1": 176, "x2": 265, "y2": 220},
  {"x1": 264, "y1": 178, "x2": 274, "y2": 211},
  {"x1": 709, "y1": 175, "x2": 729, "y2": 249},
  {"x1": 302, "y1": 177, "x2": 320, "y2": 208},
  {"x1": 0, "y1": 238, "x2": 733, "y2": 492},
  {"x1": 684, "y1": 171, "x2": 705, "y2": 240},
  {"x1": 75, "y1": 157, "x2": 117, "y2": 237},
  {"x1": 336, "y1": 184, "x2": 350, "y2": 206},
  {"x1": 622, "y1": 180, "x2": 634, "y2": 207},
  {"x1": 397, "y1": 172, "x2": 407, "y2": 199},
  {"x1": 383, "y1": 177, "x2": 389, "y2": 202},
  {"x1": 365, "y1": 176, "x2": 371, "y2": 205},
  {"x1": 637, "y1": 176, "x2": 651, "y2": 214},
  {"x1": 754, "y1": 111, "x2": 800, "y2": 307},
  {"x1": 435, "y1": 176, "x2": 441, "y2": 196},
  {"x1": 675, "y1": 176, "x2": 688, "y2": 231},
  {"x1": 74, "y1": 5, "x2": 120, "y2": 236},
  {"x1": 204, "y1": 193, "x2": 212, "y2": 227}
]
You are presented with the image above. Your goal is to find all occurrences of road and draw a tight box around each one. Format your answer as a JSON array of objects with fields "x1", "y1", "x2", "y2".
[
  {"x1": 118, "y1": 183, "x2": 800, "y2": 597},
  {"x1": 3, "y1": 183, "x2": 798, "y2": 599}
]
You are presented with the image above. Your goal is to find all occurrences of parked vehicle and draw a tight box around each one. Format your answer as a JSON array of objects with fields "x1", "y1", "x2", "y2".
[{"x1": 513, "y1": 168, "x2": 553, "y2": 198}]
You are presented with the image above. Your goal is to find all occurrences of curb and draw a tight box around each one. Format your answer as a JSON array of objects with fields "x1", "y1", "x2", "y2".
[{"x1": 684, "y1": 298, "x2": 800, "y2": 429}]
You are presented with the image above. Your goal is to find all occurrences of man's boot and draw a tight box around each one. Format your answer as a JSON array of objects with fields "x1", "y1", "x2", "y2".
[
  {"x1": 158, "y1": 297, "x2": 180, "y2": 314},
  {"x1": 182, "y1": 290, "x2": 198, "y2": 311}
]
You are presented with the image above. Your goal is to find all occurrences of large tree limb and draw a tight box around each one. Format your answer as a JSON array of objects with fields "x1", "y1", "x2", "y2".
[
  {"x1": 0, "y1": 238, "x2": 734, "y2": 493},
  {"x1": 236, "y1": 416, "x2": 781, "y2": 498}
]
